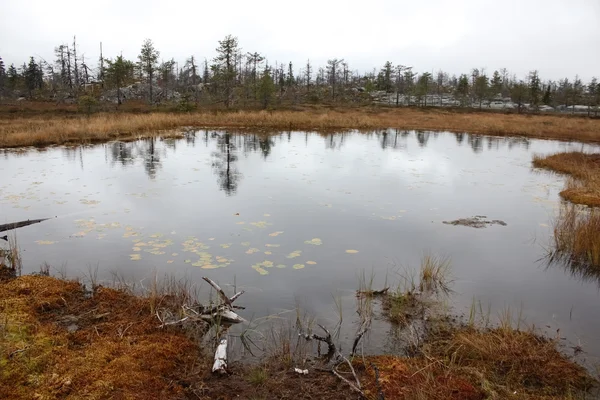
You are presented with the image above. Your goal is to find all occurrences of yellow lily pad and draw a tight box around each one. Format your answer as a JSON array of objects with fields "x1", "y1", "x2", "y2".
[
  {"x1": 252, "y1": 265, "x2": 269, "y2": 275},
  {"x1": 304, "y1": 238, "x2": 322, "y2": 246},
  {"x1": 306, "y1": 261, "x2": 317, "y2": 265},
  {"x1": 293, "y1": 264, "x2": 305, "y2": 270},
  {"x1": 130, "y1": 254, "x2": 142, "y2": 261},
  {"x1": 35, "y1": 240, "x2": 56, "y2": 245},
  {"x1": 269, "y1": 231, "x2": 284, "y2": 237},
  {"x1": 264, "y1": 251, "x2": 272, "y2": 255},
  {"x1": 286, "y1": 250, "x2": 302, "y2": 259},
  {"x1": 246, "y1": 248, "x2": 260, "y2": 255},
  {"x1": 345, "y1": 249, "x2": 359, "y2": 254}
]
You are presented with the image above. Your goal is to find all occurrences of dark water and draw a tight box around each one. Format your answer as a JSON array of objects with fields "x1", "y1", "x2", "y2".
[{"x1": 1, "y1": 130, "x2": 599, "y2": 363}]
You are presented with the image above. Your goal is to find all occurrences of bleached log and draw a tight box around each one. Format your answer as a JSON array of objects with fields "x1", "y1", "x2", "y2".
[
  {"x1": 200, "y1": 308, "x2": 245, "y2": 324},
  {"x1": 212, "y1": 338, "x2": 228, "y2": 373}
]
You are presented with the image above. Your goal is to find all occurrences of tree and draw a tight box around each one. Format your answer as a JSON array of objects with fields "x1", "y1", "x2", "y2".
[
  {"x1": 0, "y1": 57, "x2": 6, "y2": 95},
  {"x1": 456, "y1": 74, "x2": 470, "y2": 106},
  {"x1": 326, "y1": 58, "x2": 344, "y2": 100},
  {"x1": 159, "y1": 59, "x2": 176, "y2": 100},
  {"x1": 510, "y1": 81, "x2": 528, "y2": 113},
  {"x1": 24, "y1": 57, "x2": 42, "y2": 98},
  {"x1": 415, "y1": 72, "x2": 432, "y2": 106},
  {"x1": 490, "y1": 70, "x2": 503, "y2": 97},
  {"x1": 138, "y1": 39, "x2": 160, "y2": 104},
  {"x1": 305, "y1": 59, "x2": 312, "y2": 92},
  {"x1": 7, "y1": 64, "x2": 19, "y2": 92},
  {"x1": 246, "y1": 52, "x2": 264, "y2": 99},
  {"x1": 105, "y1": 56, "x2": 134, "y2": 105},
  {"x1": 287, "y1": 61, "x2": 294, "y2": 87},
  {"x1": 258, "y1": 65, "x2": 275, "y2": 108},
  {"x1": 213, "y1": 35, "x2": 240, "y2": 108},
  {"x1": 379, "y1": 61, "x2": 393, "y2": 92},
  {"x1": 542, "y1": 85, "x2": 552, "y2": 106},
  {"x1": 474, "y1": 74, "x2": 488, "y2": 108},
  {"x1": 528, "y1": 70, "x2": 541, "y2": 110}
]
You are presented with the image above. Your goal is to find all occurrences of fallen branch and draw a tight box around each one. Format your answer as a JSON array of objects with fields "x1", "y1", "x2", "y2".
[
  {"x1": 0, "y1": 218, "x2": 51, "y2": 233},
  {"x1": 370, "y1": 363, "x2": 385, "y2": 400},
  {"x1": 202, "y1": 276, "x2": 232, "y2": 308}
]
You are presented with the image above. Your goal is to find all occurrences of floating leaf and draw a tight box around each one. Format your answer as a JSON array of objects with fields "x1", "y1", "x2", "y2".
[
  {"x1": 80, "y1": 199, "x2": 100, "y2": 205},
  {"x1": 35, "y1": 240, "x2": 56, "y2": 245},
  {"x1": 264, "y1": 251, "x2": 272, "y2": 255},
  {"x1": 220, "y1": 243, "x2": 232, "y2": 249},
  {"x1": 250, "y1": 221, "x2": 270, "y2": 228},
  {"x1": 130, "y1": 254, "x2": 141, "y2": 261},
  {"x1": 208, "y1": 238, "x2": 215, "y2": 241},
  {"x1": 263, "y1": 213, "x2": 271, "y2": 217},
  {"x1": 132, "y1": 247, "x2": 141, "y2": 252},
  {"x1": 150, "y1": 233, "x2": 163, "y2": 238},
  {"x1": 236, "y1": 221, "x2": 246, "y2": 225},
  {"x1": 269, "y1": 231, "x2": 284, "y2": 237},
  {"x1": 275, "y1": 264, "x2": 286, "y2": 269},
  {"x1": 215, "y1": 256, "x2": 229, "y2": 263},
  {"x1": 241, "y1": 241, "x2": 251, "y2": 247},
  {"x1": 184, "y1": 259, "x2": 192, "y2": 264},
  {"x1": 380, "y1": 216, "x2": 397, "y2": 221},
  {"x1": 286, "y1": 250, "x2": 302, "y2": 259},
  {"x1": 254, "y1": 260, "x2": 274, "y2": 268},
  {"x1": 171, "y1": 253, "x2": 179, "y2": 256},
  {"x1": 293, "y1": 264, "x2": 305, "y2": 270},
  {"x1": 167, "y1": 260, "x2": 174, "y2": 264},
  {"x1": 306, "y1": 261, "x2": 317, "y2": 265},
  {"x1": 246, "y1": 248, "x2": 260, "y2": 255},
  {"x1": 252, "y1": 265, "x2": 269, "y2": 275},
  {"x1": 345, "y1": 249, "x2": 359, "y2": 254},
  {"x1": 304, "y1": 238, "x2": 323, "y2": 246},
  {"x1": 265, "y1": 244, "x2": 280, "y2": 248},
  {"x1": 201, "y1": 264, "x2": 219, "y2": 269}
]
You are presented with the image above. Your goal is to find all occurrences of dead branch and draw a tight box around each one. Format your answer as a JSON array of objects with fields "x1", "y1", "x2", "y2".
[
  {"x1": 0, "y1": 218, "x2": 51, "y2": 233},
  {"x1": 351, "y1": 321, "x2": 370, "y2": 357},
  {"x1": 370, "y1": 363, "x2": 385, "y2": 400},
  {"x1": 202, "y1": 277, "x2": 232, "y2": 307}
]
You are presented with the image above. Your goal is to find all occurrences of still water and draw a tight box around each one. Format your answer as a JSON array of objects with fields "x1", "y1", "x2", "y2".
[{"x1": 1, "y1": 130, "x2": 599, "y2": 362}]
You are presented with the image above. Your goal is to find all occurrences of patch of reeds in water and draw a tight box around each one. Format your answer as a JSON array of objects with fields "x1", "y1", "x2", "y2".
[
  {"x1": 550, "y1": 205, "x2": 600, "y2": 278},
  {"x1": 533, "y1": 151, "x2": 600, "y2": 207}
]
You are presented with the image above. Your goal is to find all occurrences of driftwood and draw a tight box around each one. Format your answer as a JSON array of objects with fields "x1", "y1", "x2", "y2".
[
  {"x1": 0, "y1": 218, "x2": 50, "y2": 233},
  {"x1": 212, "y1": 338, "x2": 228, "y2": 373}
]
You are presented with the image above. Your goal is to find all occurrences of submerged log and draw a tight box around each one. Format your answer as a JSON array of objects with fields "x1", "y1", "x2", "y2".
[{"x1": 0, "y1": 218, "x2": 50, "y2": 233}]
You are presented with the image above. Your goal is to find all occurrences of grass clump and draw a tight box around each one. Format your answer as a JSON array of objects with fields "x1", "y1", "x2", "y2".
[
  {"x1": 550, "y1": 205, "x2": 600, "y2": 272},
  {"x1": 533, "y1": 152, "x2": 600, "y2": 207}
]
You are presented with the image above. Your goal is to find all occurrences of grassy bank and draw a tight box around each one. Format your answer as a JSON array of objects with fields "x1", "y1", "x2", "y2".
[
  {"x1": 1, "y1": 106, "x2": 600, "y2": 148},
  {"x1": 533, "y1": 152, "x2": 600, "y2": 207},
  {"x1": 0, "y1": 271, "x2": 595, "y2": 399}
]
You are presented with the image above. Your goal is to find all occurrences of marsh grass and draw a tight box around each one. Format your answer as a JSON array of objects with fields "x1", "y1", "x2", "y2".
[
  {"x1": 2, "y1": 107, "x2": 600, "y2": 148},
  {"x1": 549, "y1": 205, "x2": 600, "y2": 273},
  {"x1": 0, "y1": 232, "x2": 21, "y2": 279},
  {"x1": 533, "y1": 152, "x2": 600, "y2": 207}
]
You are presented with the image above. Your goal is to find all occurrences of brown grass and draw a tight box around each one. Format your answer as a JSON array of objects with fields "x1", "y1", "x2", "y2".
[
  {"x1": 533, "y1": 152, "x2": 600, "y2": 207},
  {"x1": 550, "y1": 205, "x2": 600, "y2": 272},
  {"x1": 0, "y1": 275, "x2": 199, "y2": 400},
  {"x1": 1, "y1": 106, "x2": 600, "y2": 148},
  {"x1": 1, "y1": 271, "x2": 596, "y2": 399}
]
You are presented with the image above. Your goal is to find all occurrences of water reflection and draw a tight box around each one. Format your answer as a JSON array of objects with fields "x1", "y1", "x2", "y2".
[{"x1": 211, "y1": 132, "x2": 241, "y2": 195}]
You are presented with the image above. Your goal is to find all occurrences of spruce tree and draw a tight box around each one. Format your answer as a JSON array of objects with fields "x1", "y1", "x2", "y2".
[{"x1": 138, "y1": 39, "x2": 160, "y2": 104}]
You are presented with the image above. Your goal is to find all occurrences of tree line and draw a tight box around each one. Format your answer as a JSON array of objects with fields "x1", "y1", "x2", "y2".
[{"x1": 0, "y1": 35, "x2": 598, "y2": 114}]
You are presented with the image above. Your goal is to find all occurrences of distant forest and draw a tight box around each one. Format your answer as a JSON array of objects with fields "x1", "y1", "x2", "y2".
[{"x1": 0, "y1": 35, "x2": 598, "y2": 114}]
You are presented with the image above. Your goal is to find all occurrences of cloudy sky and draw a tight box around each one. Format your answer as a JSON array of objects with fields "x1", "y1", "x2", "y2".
[{"x1": 1, "y1": 0, "x2": 598, "y2": 81}]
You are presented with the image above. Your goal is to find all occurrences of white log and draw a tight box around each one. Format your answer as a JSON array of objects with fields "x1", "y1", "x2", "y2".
[
  {"x1": 202, "y1": 277, "x2": 232, "y2": 307},
  {"x1": 212, "y1": 338, "x2": 228, "y2": 373}
]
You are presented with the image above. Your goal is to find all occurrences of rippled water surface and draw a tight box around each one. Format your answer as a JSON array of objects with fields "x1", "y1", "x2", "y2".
[{"x1": 1, "y1": 130, "x2": 599, "y2": 360}]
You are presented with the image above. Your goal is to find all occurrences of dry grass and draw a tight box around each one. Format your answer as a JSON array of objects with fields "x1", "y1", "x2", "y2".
[
  {"x1": 550, "y1": 205, "x2": 600, "y2": 272},
  {"x1": 1, "y1": 270, "x2": 596, "y2": 399},
  {"x1": 0, "y1": 274, "x2": 200, "y2": 400},
  {"x1": 1, "y1": 107, "x2": 600, "y2": 148},
  {"x1": 533, "y1": 152, "x2": 600, "y2": 207}
]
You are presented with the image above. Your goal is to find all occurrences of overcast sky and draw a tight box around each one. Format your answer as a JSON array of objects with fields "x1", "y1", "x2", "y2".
[{"x1": 1, "y1": 0, "x2": 598, "y2": 81}]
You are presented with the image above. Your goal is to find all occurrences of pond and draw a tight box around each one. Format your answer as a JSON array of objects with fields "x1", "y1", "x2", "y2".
[{"x1": 1, "y1": 130, "x2": 599, "y2": 363}]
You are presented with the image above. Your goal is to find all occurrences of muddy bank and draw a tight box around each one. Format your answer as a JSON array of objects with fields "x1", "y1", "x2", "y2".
[{"x1": 0, "y1": 268, "x2": 596, "y2": 400}]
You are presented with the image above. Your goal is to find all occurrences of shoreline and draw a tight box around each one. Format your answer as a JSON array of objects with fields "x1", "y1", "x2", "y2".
[
  {"x1": 0, "y1": 265, "x2": 597, "y2": 399},
  {"x1": 1, "y1": 106, "x2": 600, "y2": 148}
]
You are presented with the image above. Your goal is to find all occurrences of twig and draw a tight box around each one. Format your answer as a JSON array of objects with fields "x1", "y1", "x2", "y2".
[
  {"x1": 351, "y1": 321, "x2": 370, "y2": 356},
  {"x1": 370, "y1": 362, "x2": 385, "y2": 400},
  {"x1": 332, "y1": 367, "x2": 365, "y2": 397},
  {"x1": 202, "y1": 277, "x2": 232, "y2": 307}
]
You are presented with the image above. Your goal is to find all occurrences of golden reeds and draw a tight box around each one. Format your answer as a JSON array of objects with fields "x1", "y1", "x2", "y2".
[{"x1": 1, "y1": 107, "x2": 600, "y2": 148}]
